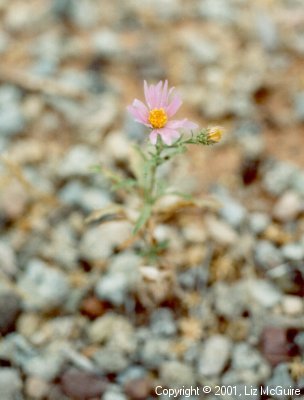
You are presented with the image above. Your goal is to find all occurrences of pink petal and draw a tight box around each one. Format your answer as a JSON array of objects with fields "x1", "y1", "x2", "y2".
[
  {"x1": 144, "y1": 80, "x2": 151, "y2": 108},
  {"x1": 160, "y1": 80, "x2": 168, "y2": 107},
  {"x1": 150, "y1": 84, "x2": 158, "y2": 109},
  {"x1": 127, "y1": 101, "x2": 149, "y2": 125},
  {"x1": 155, "y1": 81, "x2": 163, "y2": 108},
  {"x1": 133, "y1": 99, "x2": 149, "y2": 119},
  {"x1": 166, "y1": 119, "x2": 198, "y2": 130},
  {"x1": 182, "y1": 120, "x2": 198, "y2": 130},
  {"x1": 149, "y1": 130, "x2": 159, "y2": 145},
  {"x1": 158, "y1": 128, "x2": 180, "y2": 146},
  {"x1": 166, "y1": 95, "x2": 182, "y2": 117}
]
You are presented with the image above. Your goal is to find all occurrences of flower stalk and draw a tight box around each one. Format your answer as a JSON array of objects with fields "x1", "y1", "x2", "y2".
[{"x1": 92, "y1": 80, "x2": 224, "y2": 262}]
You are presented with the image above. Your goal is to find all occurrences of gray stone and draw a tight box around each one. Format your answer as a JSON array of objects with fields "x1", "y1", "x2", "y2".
[
  {"x1": 254, "y1": 240, "x2": 283, "y2": 270},
  {"x1": 273, "y1": 191, "x2": 302, "y2": 222},
  {"x1": 187, "y1": 38, "x2": 219, "y2": 65},
  {"x1": 266, "y1": 364, "x2": 294, "y2": 400},
  {"x1": 140, "y1": 337, "x2": 171, "y2": 368},
  {"x1": 198, "y1": 335, "x2": 232, "y2": 377},
  {"x1": 205, "y1": 216, "x2": 238, "y2": 246},
  {"x1": 18, "y1": 259, "x2": 70, "y2": 311},
  {"x1": 238, "y1": 133, "x2": 265, "y2": 159},
  {"x1": 0, "y1": 368, "x2": 22, "y2": 400},
  {"x1": 95, "y1": 252, "x2": 140, "y2": 305},
  {"x1": 117, "y1": 365, "x2": 147, "y2": 384},
  {"x1": 0, "y1": 85, "x2": 22, "y2": 105},
  {"x1": 88, "y1": 313, "x2": 136, "y2": 354},
  {"x1": 0, "y1": 241, "x2": 18, "y2": 277},
  {"x1": 178, "y1": 266, "x2": 208, "y2": 290},
  {"x1": 92, "y1": 30, "x2": 122, "y2": 59},
  {"x1": 58, "y1": 145, "x2": 98, "y2": 178},
  {"x1": 230, "y1": 94, "x2": 256, "y2": 118},
  {"x1": 150, "y1": 308, "x2": 177, "y2": 337},
  {"x1": 198, "y1": 0, "x2": 237, "y2": 23},
  {"x1": 23, "y1": 350, "x2": 65, "y2": 381},
  {"x1": 80, "y1": 221, "x2": 132, "y2": 262},
  {"x1": 160, "y1": 361, "x2": 195, "y2": 388},
  {"x1": 0, "y1": 333, "x2": 36, "y2": 368},
  {"x1": 248, "y1": 279, "x2": 282, "y2": 308},
  {"x1": 93, "y1": 347, "x2": 129, "y2": 373},
  {"x1": 281, "y1": 295, "x2": 303, "y2": 315},
  {"x1": 80, "y1": 188, "x2": 112, "y2": 211},
  {"x1": 214, "y1": 282, "x2": 247, "y2": 318},
  {"x1": 249, "y1": 212, "x2": 270, "y2": 235},
  {"x1": 219, "y1": 198, "x2": 246, "y2": 228},
  {"x1": 0, "y1": 292, "x2": 21, "y2": 335},
  {"x1": 222, "y1": 343, "x2": 270, "y2": 385},
  {"x1": 103, "y1": 385, "x2": 128, "y2": 400},
  {"x1": 0, "y1": 104, "x2": 25, "y2": 137},
  {"x1": 292, "y1": 170, "x2": 304, "y2": 196},
  {"x1": 25, "y1": 376, "x2": 50, "y2": 400},
  {"x1": 232, "y1": 343, "x2": 265, "y2": 371},
  {"x1": 294, "y1": 92, "x2": 304, "y2": 122},
  {"x1": 40, "y1": 223, "x2": 78, "y2": 270},
  {"x1": 255, "y1": 12, "x2": 278, "y2": 51},
  {"x1": 295, "y1": 332, "x2": 304, "y2": 350},
  {"x1": 282, "y1": 243, "x2": 304, "y2": 261},
  {"x1": 30, "y1": 32, "x2": 62, "y2": 63},
  {"x1": 95, "y1": 273, "x2": 130, "y2": 306},
  {"x1": 59, "y1": 180, "x2": 111, "y2": 211},
  {"x1": 46, "y1": 97, "x2": 83, "y2": 123},
  {"x1": 68, "y1": 0, "x2": 99, "y2": 28},
  {"x1": 263, "y1": 162, "x2": 298, "y2": 195}
]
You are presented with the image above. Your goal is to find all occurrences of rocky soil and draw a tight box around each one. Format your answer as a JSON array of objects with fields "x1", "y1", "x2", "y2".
[{"x1": 0, "y1": 0, "x2": 304, "y2": 399}]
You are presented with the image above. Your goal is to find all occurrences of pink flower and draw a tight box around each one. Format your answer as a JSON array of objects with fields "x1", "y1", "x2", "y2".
[{"x1": 127, "y1": 80, "x2": 198, "y2": 145}]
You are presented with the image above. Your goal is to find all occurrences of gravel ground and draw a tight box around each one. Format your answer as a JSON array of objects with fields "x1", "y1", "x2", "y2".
[{"x1": 0, "y1": 0, "x2": 304, "y2": 399}]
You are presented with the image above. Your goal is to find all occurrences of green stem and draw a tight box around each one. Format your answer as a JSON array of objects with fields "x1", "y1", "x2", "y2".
[{"x1": 145, "y1": 139, "x2": 163, "y2": 204}]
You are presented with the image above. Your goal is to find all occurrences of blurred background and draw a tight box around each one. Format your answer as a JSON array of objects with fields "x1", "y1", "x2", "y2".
[{"x1": 0, "y1": 0, "x2": 304, "y2": 399}]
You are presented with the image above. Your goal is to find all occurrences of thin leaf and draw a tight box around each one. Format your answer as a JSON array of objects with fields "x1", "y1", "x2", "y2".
[
  {"x1": 112, "y1": 178, "x2": 137, "y2": 191},
  {"x1": 133, "y1": 204, "x2": 152, "y2": 234},
  {"x1": 85, "y1": 204, "x2": 126, "y2": 225}
]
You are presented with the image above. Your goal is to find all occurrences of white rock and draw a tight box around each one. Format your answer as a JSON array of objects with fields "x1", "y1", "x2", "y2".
[
  {"x1": 88, "y1": 313, "x2": 136, "y2": 353},
  {"x1": 248, "y1": 279, "x2": 282, "y2": 308},
  {"x1": 160, "y1": 361, "x2": 195, "y2": 388},
  {"x1": 282, "y1": 295, "x2": 303, "y2": 316},
  {"x1": 92, "y1": 30, "x2": 122, "y2": 59},
  {"x1": 95, "y1": 252, "x2": 140, "y2": 305},
  {"x1": 282, "y1": 243, "x2": 304, "y2": 261},
  {"x1": 205, "y1": 216, "x2": 238, "y2": 246},
  {"x1": 0, "y1": 368, "x2": 22, "y2": 399},
  {"x1": 80, "y1": 221, "x2": 132, "y2": 261},
  {"x1": 198, "y1": 335, "x2": 232, "y2": 377},
  {"x1": 18, "y1": 259, "x2": 70, "y2": 311},
  {"x1": 273, "y1": 191, "x2": 302, "y2": 222},
  {"x1": 58, "y1": 145, "x2": 98, "y2": 178},
  {"x1": 0, "y1": 241, "x2": 17, "y2": 277}
]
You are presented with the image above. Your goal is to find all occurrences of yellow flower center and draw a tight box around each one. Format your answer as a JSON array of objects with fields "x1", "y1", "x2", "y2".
[{"x1": 148, "y1": 108, "x2": 167, "y2": 129}]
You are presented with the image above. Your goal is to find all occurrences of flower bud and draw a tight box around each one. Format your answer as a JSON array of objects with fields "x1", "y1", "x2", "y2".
[{"x1": 207, "y1": 126, "x2": 224, "y2": 143}]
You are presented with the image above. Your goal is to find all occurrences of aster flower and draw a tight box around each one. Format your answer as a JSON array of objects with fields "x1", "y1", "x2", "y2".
[{"x1": 127, "y1": 80, "x2": 198, "y2": 146}]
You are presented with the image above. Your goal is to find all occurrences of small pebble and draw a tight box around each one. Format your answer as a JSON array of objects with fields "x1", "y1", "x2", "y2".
[
  {"x1": 273, "y1": 191, "x2": 302, "y2": 222},
  {"x1": 198, "y1": 335, "x2": 232, "y2": 377},
  {"x1": 282, "y1": 295, "x2": 303, "y2": 316},
  {"x1": 0, "y1": 291, "x2": 22, "y2": 335},
  {"x1": 61, "y1": 369, "x2": 108, "y2": 399}
]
